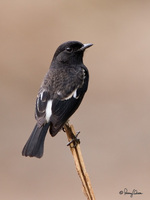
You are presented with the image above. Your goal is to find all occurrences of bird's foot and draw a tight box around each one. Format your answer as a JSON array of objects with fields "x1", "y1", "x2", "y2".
[
  {"x1": 67, "y1": 131, "x2": 80, "y2": 147},
  {"x1": 62, "y1": 120, "x2": 70, "y2": 132}
]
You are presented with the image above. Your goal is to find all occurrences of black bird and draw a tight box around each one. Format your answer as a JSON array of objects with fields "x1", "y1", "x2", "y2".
[{"x1": 22, "y1": 41, "x2": 93, "y2": 158}]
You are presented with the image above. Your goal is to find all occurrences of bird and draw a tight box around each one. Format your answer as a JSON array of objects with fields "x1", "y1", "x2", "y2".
[{"x1": 22, "y1": 41, "x2": 93, "y2": 158}]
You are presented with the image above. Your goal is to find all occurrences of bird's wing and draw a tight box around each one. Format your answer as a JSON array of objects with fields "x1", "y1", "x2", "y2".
[
  {"x1": 50, "y1": 67, "x2": 89, "y2": 136},
  {"x1": 35, "y1": 66, "x2": 88, "y2": 133}
]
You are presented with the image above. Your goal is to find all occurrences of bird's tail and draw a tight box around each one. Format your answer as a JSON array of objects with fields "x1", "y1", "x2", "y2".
[{"x1": 22, "y1": 123, "x2": 49, "y2": 158}]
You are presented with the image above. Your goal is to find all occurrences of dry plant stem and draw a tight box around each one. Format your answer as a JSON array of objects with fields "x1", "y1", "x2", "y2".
[{"x1": 64, "y1": 123, "x2": 96, "y2": 200}]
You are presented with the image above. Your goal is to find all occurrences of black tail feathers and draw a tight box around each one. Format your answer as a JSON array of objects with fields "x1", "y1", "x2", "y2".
[{"x1": 22, "y1": 123, "x2": 49, "y2": 158}]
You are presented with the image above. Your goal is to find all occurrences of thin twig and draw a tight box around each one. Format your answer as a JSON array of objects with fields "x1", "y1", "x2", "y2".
[{"x1": 64, "y1": 123, "x2": 96, "y2": 200}]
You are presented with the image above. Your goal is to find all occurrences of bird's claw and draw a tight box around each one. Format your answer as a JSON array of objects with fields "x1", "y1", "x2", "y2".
[
  {"x1": 62, "y1": 127, "x2": 66, "y2": 132},
  {"x1": 67, "y1": 131, "x2": 80, "y2": 147}
]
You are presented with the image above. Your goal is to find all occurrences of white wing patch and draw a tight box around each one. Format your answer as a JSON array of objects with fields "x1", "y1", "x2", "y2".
[
  {"x1": 73, "y1": 89, "x2": 78, "y2": 98},
  {"x1": 65, "y1": 89, "x2": 78, "y2": 100},
  {"x1": 45, "y1": 100, "x2": 52, "y2": 122}
]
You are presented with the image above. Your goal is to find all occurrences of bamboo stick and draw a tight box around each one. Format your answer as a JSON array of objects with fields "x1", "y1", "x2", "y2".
[{"x1": 64, "y1": 123, "x2": 96, "y2": 200}]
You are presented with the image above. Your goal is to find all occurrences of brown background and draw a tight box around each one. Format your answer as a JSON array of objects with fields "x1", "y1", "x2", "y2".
[{"x1": 1, "y1": 0, "x2": 150, "y2": 199}]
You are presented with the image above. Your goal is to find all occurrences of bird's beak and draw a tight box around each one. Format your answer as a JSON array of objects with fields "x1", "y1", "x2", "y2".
[{"x1": 78, "y1": 43, "x2": 93, "y2": 51}]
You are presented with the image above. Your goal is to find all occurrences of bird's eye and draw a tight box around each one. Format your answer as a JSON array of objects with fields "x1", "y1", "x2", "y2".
[{"x1": 66, "y1": 47, "x2": 73, "y2": 52}]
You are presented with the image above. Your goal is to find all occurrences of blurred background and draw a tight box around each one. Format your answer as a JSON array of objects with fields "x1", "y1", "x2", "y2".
[{"x1": 1, "y1": 0, "x2": 150, "y2": 199}]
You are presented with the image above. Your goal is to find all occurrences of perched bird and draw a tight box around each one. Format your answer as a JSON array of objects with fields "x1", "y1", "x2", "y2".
[{"x1": 22, "y1": 41, "x2": 93, "y2": 158}]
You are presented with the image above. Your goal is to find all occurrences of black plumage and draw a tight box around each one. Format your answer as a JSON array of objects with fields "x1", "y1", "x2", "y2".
[{"x1": 22, "y1": 41, "x2": 92, "y2": 158}]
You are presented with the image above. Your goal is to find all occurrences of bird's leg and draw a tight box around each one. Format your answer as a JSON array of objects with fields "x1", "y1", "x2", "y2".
[
  {"x1": 62, "y1": 120, "x2": 70, "y2": 132},
  {"x1": 63, "y1": 122, "x2": 80, "y2": 147},
  {"x1": 67, "y1": 131, "x2": 80, "y2": 147}
]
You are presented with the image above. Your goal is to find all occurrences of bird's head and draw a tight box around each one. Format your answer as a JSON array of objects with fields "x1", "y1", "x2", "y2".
[{"x1": 52, "y1": 41, "x2": 93, "y2": 65}]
